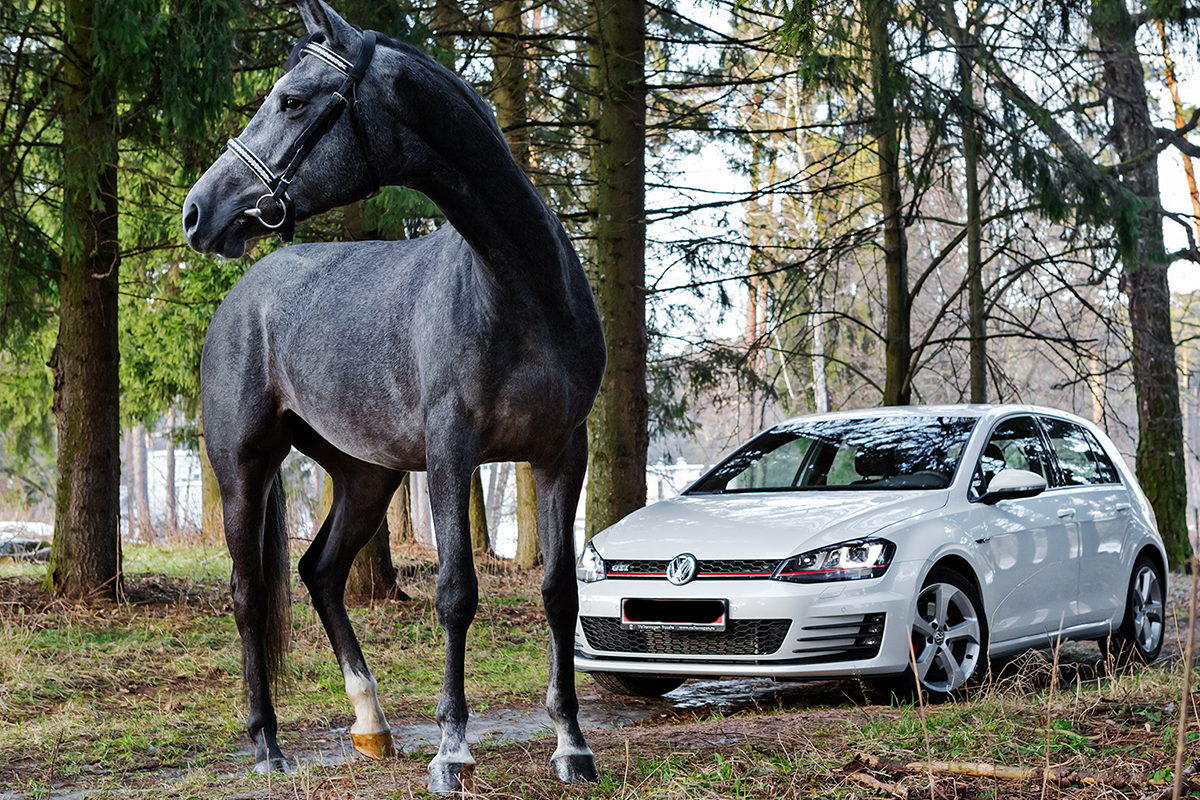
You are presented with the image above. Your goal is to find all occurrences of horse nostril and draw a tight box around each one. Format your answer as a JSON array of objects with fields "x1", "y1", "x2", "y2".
[{"x1": 183, "y1": 202, "x2": 200, "y2": 237}]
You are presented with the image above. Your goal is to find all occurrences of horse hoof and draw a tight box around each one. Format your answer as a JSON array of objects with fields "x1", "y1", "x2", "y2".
[
  {"x1": 253, "y1": 756, "x2": 292, "y2": 775},
  {"x1": 552, "y1": 751, "x2": 598, "y2": 783},
  {"x1": 351, "y1": 730, "x2": 396, "y2": 760},
  {"x1": 428, "y1": 761, "x2": 475, "y2": 794}
]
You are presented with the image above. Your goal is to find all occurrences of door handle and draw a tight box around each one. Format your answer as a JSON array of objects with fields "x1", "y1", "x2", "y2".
[
  {"x1": 1057, "y1": 508, "x2": 1076, "y2": 519},
  {"x1": 1115, "y1": 503, "x2": 1131, "y2": 513}
]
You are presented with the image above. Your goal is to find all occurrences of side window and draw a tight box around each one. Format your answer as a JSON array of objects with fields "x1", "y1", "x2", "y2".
[
  {"x1": 970, "y1": 416, "x2": 1051, "y2": 498},
  {"x1": 1084, "y1": 431, "x2": 1120, "y2": 484},
  {"x1": 1040, "y1": 417, "x2": 1120, "y2": 486}
]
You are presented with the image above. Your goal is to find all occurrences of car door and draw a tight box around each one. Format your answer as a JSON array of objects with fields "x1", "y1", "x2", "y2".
[
  {"x1": 968, "y1": 415, "x2": 1081, "y2": 645},
  {"x1": 1039, "y1": 416, "x2": 1130, "y2": 627}
]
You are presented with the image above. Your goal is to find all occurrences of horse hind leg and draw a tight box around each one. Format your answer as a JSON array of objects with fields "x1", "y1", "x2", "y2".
[
  {"x1": 297, "y1": 462, "x2": 402, "y2": 761},
  {"x1": 535, "y1": 426, "x2": 598, "y2": 783}
]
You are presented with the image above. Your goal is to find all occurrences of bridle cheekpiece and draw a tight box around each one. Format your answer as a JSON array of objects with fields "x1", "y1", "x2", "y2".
[{"x1": 226, "y1": 30, "x2": 379, "y2": 241}]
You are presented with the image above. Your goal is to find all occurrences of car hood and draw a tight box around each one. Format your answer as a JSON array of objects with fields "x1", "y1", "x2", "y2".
[{"x1": 592, "y1": 491, "x2": 949, "y2": 560}]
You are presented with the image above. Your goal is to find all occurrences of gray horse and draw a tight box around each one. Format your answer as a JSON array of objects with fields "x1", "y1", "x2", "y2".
[{"x1": 181, "y1": 0, "x2": 605, "y2": 790}]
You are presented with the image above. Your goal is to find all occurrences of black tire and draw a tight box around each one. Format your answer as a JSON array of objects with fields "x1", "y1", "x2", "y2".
[
  {"x1": 884, "y1": 566, "x2": 988, "y2": 703},
  {"x1": 1099, "y1": 554, "x2": 1165, "y2": 669},
  {"x1": 590, "y1": 672, "x2": 686, "y2": 697}
]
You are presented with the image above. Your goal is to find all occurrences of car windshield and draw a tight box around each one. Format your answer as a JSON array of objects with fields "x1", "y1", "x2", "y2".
[{"x1": 688, "y1": 416, "x2": 978, "y2": 493}]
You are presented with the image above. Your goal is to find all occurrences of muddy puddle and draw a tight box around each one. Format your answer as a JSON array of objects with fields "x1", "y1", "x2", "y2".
[{"x1": 277, "y1": 675, "x2": 867, "y2": 769}]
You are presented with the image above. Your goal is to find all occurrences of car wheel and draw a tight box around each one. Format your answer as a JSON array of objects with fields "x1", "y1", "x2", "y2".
[
  {"x1": 889, "y1": 566, "x2": 988, "y2": 702},
  {"x1": 1100, "y1": 554, "x2": 1164, "y2": 668},
  {"x1": 590, "y1": 672, "x2": 686, "y2": 697}
]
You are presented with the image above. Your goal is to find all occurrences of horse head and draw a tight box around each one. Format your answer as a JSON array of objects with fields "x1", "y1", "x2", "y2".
[{"x1": 183, "y1": 0, "x2": 381, "y2": 257}]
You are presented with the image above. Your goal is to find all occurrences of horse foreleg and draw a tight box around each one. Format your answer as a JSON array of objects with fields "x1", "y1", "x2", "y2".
[
  {"x1": 535, "y1": 426, "x2": 598, "y2": 783},
  {"x1": 298, "y1": 465, "x2": 400, "y2": 761},
  {"x1": 425, "y1": 447, "x2": 479, "y2": 794}
]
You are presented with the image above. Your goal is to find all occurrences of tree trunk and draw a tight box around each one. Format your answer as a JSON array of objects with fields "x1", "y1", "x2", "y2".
[
  {"x1": 489, "y1": 1, "x2": 541, "y2": 564},
  {"x1": 198, "y1": 412, "x2": 223, "y2": 543},
  {"x1": 492, "y1": 0, "x2": 529, "y2": 169},
  {"x1": 586, "y1": 0, "x2": 647, "y2": 538},
  {"x1": 319, "y1": 472, "x2": 405, "y2": 599},
  {"x1": 948, "y1": 4, "x2": 986, "y2": 403},
  {"x1": 411, "y1": 471, "x2": 432, "y2": 546},
  {"x1": 124, "y1": 433, "x2": 135, "y2": 537},
  {"x1": 388, "y1": 474, "x2": 414, "y2": 545},
  {"x1": 1157, "y1": 21, "x2": 1200, "y2": 242},
  {"x1": 485, "y1": 461, "x2": 511, "y2": 529},
  {"x1": 1094, "y1": 0, "x2": 1191, "y2": 567},
  {"x1": 347, "y1": 518, "x2": 405, "y2": 601},
  {"x1": 164, "y1": 419, "x2": 177, "y2": 536},
  {"x1": 133, "y1": 424, "x2": 151, "y2": 541},
  {"x1": 811, "y1": 309, "x2": 829, "y2": 413},
  {"x1": 45, "y1": 0, "x2": 122, "y2": 600},
  {"x1": 865, "y1": 0, "x2": 911, "y2": 406},
  {"x1": 469, "y1": 467, "x2": 490, "y2": 555},
  {"x1": 514, "y1": 461, "x2": 540, "y2": 567}
]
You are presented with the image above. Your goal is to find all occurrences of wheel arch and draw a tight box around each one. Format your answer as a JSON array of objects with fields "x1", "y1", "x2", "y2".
[
  {"x1": 929, "y1": 553, "x2": 983, "y2": 598},
  {"x1": 1133, "y1": 543, "x2": 1168, "y2": 600}
]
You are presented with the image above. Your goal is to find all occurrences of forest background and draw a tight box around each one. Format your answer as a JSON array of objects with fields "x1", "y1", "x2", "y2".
[{"x1": 2, "y1": 0, "x2": 1200, "y2": 599}]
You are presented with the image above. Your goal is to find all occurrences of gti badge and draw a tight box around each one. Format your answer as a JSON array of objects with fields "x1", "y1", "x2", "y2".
[{"x1": 666, "y1": 553, "x2": 698, "y2": 586}]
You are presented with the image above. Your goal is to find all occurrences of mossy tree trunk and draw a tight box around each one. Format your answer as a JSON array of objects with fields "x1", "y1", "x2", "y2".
[
  {"x1": 585, "y1": 0, "x2": 647, "y2": 538},
  {"x1": 1093, "y1": 0, "x2": 1191, "y2": 567},
  {"x1": 45, "y1": 0, "x2": 122, "y2": 600},
  {"x1": 514, "y1": 462, "x2": 540, "y2": 567}
]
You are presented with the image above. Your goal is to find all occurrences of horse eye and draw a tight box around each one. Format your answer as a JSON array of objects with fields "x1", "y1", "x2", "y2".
[{"x1": 284, "y1": 97, "x2": 306, "y2": 111}]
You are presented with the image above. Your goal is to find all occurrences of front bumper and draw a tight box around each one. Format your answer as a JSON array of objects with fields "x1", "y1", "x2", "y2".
[{"x1": 574, "y1": 561, "x2": 925, "y2": 679}]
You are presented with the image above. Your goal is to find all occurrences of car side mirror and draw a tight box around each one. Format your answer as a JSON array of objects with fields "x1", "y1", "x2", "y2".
[{"x1": 977, "y1": 468, "x2": 1047, "y2": 505}]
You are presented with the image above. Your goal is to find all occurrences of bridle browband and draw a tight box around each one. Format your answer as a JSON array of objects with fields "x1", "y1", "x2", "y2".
[{"x1": 226, "y1": 30, "x2": 379, "y2": 242}]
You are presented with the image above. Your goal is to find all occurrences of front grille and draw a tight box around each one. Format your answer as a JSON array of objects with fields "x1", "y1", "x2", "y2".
[
  {"x1": 605, "y1": 558, "x2": 779, "y2": 579},
  {"x1": 790, "y1": 613, "x2": 885, "y2": 663},
  {"x1": 580, "y1": 616, "x2": 790, "y2": 656}
]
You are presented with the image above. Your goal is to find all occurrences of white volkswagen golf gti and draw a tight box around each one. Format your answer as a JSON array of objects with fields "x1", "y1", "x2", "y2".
[{"x1": 575, "y1": 405, "x2": 1167, "y2": 700}]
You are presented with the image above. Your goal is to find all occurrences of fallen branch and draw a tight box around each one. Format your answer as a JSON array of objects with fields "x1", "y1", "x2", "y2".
[
  {"x1": 844, "y1": 770, "x2": 908, "y2": 798},
  {"x1": 848, "y1": 752, "x2": 1194, "y2": 790}
]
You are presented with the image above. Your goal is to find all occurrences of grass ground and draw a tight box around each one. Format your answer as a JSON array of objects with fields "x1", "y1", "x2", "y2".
[{"x1": 1, "y1": 543, "x2": 1197, "y2": 799}]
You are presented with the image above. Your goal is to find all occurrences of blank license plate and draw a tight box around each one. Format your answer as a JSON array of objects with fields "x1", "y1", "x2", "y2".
[{"x1": 620, "y1": 598, "x2": 727, "y2": 632}]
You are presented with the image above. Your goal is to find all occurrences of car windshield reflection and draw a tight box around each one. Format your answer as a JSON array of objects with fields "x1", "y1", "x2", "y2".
[{"x1": 688, "y1": 416, "x2": 977, "y2": 494}]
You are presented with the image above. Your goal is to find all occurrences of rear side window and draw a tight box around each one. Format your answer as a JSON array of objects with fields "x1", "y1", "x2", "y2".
[{"x1": 1039, "y1": 417, "x2": 1121, "y2": 486}]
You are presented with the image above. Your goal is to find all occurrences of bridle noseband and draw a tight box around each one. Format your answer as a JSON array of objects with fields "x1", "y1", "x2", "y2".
[{"x1": 226, "y1": 30, "x2": 379, "y2": 242}]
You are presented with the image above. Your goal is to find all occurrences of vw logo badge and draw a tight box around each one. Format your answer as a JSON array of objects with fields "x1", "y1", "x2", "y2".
[{"x1": 666, "y1": 553, "x2": 698, "y2": 586}]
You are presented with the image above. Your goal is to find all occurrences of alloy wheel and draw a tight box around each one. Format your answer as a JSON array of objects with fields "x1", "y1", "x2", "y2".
[
  {"x1": 911, "y1": 580, "x2": 984, "y2": 695},
  {"x1": 1130, "y1": 564, "x2": 1164, "y2": 654}
]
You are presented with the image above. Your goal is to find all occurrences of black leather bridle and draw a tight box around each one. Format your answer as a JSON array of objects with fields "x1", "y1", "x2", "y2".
[{"x1": 226, "y1": 31, "x2": 378, "y2": 241}]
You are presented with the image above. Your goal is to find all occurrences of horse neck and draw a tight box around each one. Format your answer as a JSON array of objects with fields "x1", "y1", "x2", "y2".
[{"x1": 375, "y1": 67, "x2": 584, "y2": 315}]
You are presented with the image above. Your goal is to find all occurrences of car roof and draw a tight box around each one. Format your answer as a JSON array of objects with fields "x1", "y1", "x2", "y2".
[{"x1": 772, "y1": 403, "x2": 1096, "y2": 430}]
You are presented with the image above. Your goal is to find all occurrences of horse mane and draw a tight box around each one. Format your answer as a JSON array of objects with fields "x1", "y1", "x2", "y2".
[{"x1": 283, "y1": 30, "x2": 509, "y2": 150}]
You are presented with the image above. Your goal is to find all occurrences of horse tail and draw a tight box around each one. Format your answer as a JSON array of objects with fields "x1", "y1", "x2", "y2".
[{"x1": 263, "y1": 472, "x2": 292, "y2": 691}]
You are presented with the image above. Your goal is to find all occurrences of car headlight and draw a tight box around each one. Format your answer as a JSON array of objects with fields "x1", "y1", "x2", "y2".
[
  {"x1": 772, "y1": 538, "x2": 895, "y2": 583},
  {"x1": 576, "y1": 541, "x2": 606, "y2": 583}
]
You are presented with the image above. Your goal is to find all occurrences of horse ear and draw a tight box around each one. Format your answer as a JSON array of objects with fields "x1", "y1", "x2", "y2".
[{"x1": 296, "y1": 0, "x2": 357, "y2": 50}]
